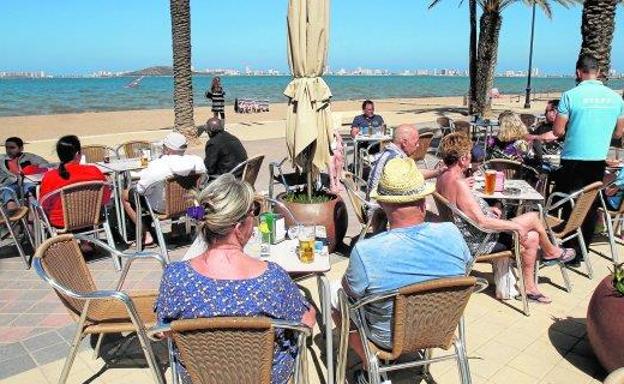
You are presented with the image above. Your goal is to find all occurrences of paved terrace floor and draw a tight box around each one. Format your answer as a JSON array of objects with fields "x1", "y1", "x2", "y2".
[{"x1": 0, "y1": 138, "x2": 617, "y2": 384}]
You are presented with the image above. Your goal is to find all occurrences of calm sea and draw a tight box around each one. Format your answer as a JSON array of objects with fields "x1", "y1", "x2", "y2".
[{"x1": 1, "y1": 75, "x2": 623, "y2": 117}]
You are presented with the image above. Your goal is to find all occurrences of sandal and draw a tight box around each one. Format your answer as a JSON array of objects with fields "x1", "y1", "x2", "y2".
[
  {"x1": 515, "y1": 292, "x2": 552, "y2": 304},
  {"x1": 541, "y1": 248, "x2": 576, "y2": 266}
]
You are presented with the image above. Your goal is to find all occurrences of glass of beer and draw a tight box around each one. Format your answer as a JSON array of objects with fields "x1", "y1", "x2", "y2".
[
  {"x1": 298, "y1": 226, "x2": 315, "y2": 264},
  {"x1": 484, "y1": 170, "x2": 497, "y2": 195}
]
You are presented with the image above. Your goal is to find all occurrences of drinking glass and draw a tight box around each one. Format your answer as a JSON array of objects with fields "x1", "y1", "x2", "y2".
[
  {"x1": 297, "y1": 226, "x2": 315, "y2": 264},
  {"x1": 484, "y1": 170, "x2": 497, "y2": 195}
]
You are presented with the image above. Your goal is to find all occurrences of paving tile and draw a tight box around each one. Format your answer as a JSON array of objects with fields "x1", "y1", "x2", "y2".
[
  {"x1": 489, "y1": 366, "x2": 538, "y2": 384},
  {"x1": 0, "y1": 327, "x2": 35, "y2": 343},
  {"x1": 9, "y1": 313, "x2": 47, "y2": 327},
  {"x1": 26, "y1": 301, "x2": 67, "y2": 314},
  {"x1": 544, "y1": 330, "x2": 581, "y2": 354},
  {"x1": 0, "y1": 354, "x2": 37, "y2": 380},
  {"x1": 0, "y1": 342, "x2": 28, "y2": 363},
  {"x1": 0, "y1": 300, "x2": 36, "y2": 314},
  {"x1": 57, "y1": 324, "x2": 79, "y2": 342},
  {"x1": 0, "y1": 367, "x2": 50, "y2": 384},
  {"x1": 22, "y1": 331, "x2": 65, "y2": 352},
  {"x1": 508, "y1": 352, "x2": 559, "y2": 380},
  {"x1": 555, "y1": 353, "x2": 601, "y2": 379},
  {"x1": 474, "y1": 339, "x2": 522, "y2": 364},
  {"x1": 31, "y1": 342, "x2": 71, "y2": 365},
  {"x1": 39, "y1": 313, "x2": 74, "y2": 327},
  {"x1": 539, "y1": 365, "x2": 593, "y2": 384}
]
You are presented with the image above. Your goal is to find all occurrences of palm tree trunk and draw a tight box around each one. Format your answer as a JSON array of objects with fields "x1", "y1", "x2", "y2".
[
  {"x1": 579, "y1": 0, "x2": 618, "y2": 83},
  {"x1": 475, "y1": 8, "x2": 502, "y2": 118},
  {"x1": 468, "y1": 0, "x2": 478, "y2": 115},
  {"x1": 170, "y1": 0, "x2": 196, "y2": 140}
]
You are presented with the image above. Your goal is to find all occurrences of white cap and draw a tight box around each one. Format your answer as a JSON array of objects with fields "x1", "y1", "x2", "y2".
[{"x1": 162, "y1": 132, "x2": 187, "y2": 151}]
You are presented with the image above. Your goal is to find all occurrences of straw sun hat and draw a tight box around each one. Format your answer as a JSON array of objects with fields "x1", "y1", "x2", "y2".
[{"x1": 370, "y1": 157, "x2": 435, "y2": 203}]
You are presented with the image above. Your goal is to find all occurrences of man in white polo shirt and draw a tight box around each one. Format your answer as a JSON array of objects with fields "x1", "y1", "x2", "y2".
[{"x1": 552, "y1": 54, "x2": 624, "y2": 265}]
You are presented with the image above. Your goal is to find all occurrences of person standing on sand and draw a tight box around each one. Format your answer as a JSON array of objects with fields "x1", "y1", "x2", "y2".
[{"x1": 205, "y1": 77, "x2": 226, "y2": 120}]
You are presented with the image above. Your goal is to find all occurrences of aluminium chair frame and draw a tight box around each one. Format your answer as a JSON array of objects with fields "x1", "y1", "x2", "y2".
[
  {"x1": 116, "y1": 140, "x2": 151, "y2": 159},
  {"x1": 148, "y1": 317, "x2": 311, "y2": 384},
  {"x1": 81, "y1": 144, "x2": 116, "y2": 164},
  {"x1": 336, "y1": 277, "x2": 488, "y2": 384},
  {"x1": 228, "y1": 154, "x2": 265, "y2": 189},
  {"x1": 33, "y1": 234, "x2": 167, "y2": 384},
  {"x1": 596, "y1": 181, "x2": 622, "y2": 266},
  {"x1": 341, "y1": 173, "x2": 382, "y2": 241},
  {"x1": 539, "y1": 181, "x2": 604, "y2": 280},
  {"x1": 435, "y1": 117, "x2": 455, "y2": 157},
  {"x1": 0, "y1": 187, "x2": 35, "y2": 268},
  {"x1": 34, "y1": 181, "x2": 119, "y2": 270}
]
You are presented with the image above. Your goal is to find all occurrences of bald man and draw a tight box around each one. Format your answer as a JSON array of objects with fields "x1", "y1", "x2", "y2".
[
  {"x1": 203, "y1": 117, "x2": 247, "y2": 177},
  {"x1": 366, "y1": 124, "x2": 444, "y2": 196}
]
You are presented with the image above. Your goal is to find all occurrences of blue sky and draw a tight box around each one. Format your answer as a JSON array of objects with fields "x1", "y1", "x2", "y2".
[{"x1": 1, "y1": 0, "x2": 622, "y2": 75}]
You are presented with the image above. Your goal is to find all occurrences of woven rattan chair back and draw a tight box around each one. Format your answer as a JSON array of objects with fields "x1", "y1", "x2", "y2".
[
  {"x1": 482, "y1": 159, "x2": 523, "y2": 179},
  {"x1": 36, "y1": 234, "x2": 97, "y2": 319},
  {"x1": 389, "y1": 277, "x2": 476, "y2": 357},
  {"x1": 436, "y1": 117, "x2": 452, "y2": 129},
  {"x1": 432, "y1": 192, "x2": 455, "y2": 223},
  {"x1": 241, "y1": 155, "x2": 265, "y2": 188},
  {"x1": 411, "y1": 132, "x2": 434, "y2": 162},
  {"x1": 558, "y1": 181, "x2": 603, "y2": 238},
  {"x1": 342, "y1": 173, "x2": 366, "y2": 225},
  {"x1": 81, "y1": 145, "x2": 112, "y2": 163},
  {"x1": 56, "y1": 181, "x2": 106, "y2": 232},
  {"x1": 170, "y1": 317, "x2": 275, "y2": 384},
  {"x1": 453, "y1": 121, "x2": 471, "y2": 137},
  {"x1": 520, "y1": 114, "x2": 537, "y2": 129},
  {"x1": 119, "y1": 140, "x2": 150, "y2": 159},
  {"x1": 163, "y1": 174, "x2": 201, "y2": 219}
]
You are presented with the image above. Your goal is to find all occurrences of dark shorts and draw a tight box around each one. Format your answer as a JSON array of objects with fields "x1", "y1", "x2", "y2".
[{"x1": 490, "y1": 233, "x2": 513, "y2": 253}]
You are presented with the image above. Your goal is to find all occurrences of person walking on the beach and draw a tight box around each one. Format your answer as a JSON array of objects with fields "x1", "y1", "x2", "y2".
[
  {"x1": 205, "y1": 77, "x2": 226, "y2": 120},
  {"x1": 552, "y1": 54, "x2": 624, "y2": 266}
]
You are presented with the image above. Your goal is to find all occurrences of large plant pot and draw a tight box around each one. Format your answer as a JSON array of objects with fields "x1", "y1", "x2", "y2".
[
  {"x1": 587, "y1": 275, "x2": 624, "y2": 373},
  {"x1": 276, "y1": 192, "x2": 348, "y2": 253}
]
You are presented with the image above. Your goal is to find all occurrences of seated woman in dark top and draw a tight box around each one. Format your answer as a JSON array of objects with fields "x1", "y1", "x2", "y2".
[
  {"x1": 203, "y1": 118, "x2": 248, "y2": 177},
  {"x1": 156, "y1": 174, "x2": 315, "y2": 384}
]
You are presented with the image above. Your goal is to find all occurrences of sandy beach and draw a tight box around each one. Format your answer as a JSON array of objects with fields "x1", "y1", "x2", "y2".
[{"x1": 0, "y1": 92, "x2": 567, "y2": 158}]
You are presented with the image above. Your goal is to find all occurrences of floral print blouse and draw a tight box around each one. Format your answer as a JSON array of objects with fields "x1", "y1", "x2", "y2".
[{"x1": 156, "y1": 261, "x2": 309, "y2": 384}]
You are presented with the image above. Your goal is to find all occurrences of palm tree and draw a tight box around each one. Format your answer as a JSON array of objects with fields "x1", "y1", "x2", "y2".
[
  {"x1": 578, "y1": 0, "x2": 622, "y2": 83},
  {"x1": 169, "y1": 0, "x2": 196, "y2": 140},
  {"x1": 430, "y1": 0, "x2": 577, "y2": 117}
]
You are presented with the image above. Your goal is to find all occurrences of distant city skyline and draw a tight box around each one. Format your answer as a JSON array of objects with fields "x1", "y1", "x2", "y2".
[{"x1": 1, "y1": 1, "x2": 623, "y2": 75}]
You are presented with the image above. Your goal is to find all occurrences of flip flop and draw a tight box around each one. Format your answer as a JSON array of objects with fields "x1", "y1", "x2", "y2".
[
  {"x1": 515, "y1": 293, "x2": 552, "y2": 304},
  {"x1": 541, "y1": 248, "x2": 576, "y2": 266}
]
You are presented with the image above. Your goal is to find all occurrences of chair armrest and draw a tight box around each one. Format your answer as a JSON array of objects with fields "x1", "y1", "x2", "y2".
[
  {"x1": 272, "y1": 319, "x2": 313, "y2": 337},
  {"x1": 544, "y1": 191, "x2": 577, "y2": 212},
  {"x1": 147, "y1": 324, "x2": 171, "y2": 341},
  {"x1": 474, "y1": 277, "x2": 489, "y2": 294}
]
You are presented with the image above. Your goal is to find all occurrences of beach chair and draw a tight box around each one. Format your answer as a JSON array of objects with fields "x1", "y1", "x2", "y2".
[
  {"x1": 33, "y1": 234, "x2": 166, "y2": 384},
  {"x1": 336, "y1": 277, "x2": 487, "y2": 384},
  {"x1": 148, "y1": 317, "x2": 311, "y2": 384},
  {"x1": 540, "y1": 181, "x2": 604, "y2": 280},
  {"x1": 229, "y1": 155, "x2": 265, "y2": 190},
  {"x1": 34, "y1": 181, "x2": 119, "y2": 270},
  {"x1": 81, "y1": 144, "x2": 115, "y2": 163},
  {"x1": 0, "y1": 187, "x2": 34, "y2": 268},
  {"x1": 117, "y1": 140, "x2": 150, "y2": 159}
]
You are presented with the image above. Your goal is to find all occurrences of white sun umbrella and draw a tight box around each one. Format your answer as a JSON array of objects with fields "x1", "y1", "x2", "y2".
[{"x1": 283, "y1": 0, "x2": 332, "y2": 193}]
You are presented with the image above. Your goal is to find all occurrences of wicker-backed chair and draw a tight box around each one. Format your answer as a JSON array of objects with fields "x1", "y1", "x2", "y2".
[
  {"x1": 435, "y1": 117, "x2": 455, "y2": 156},
  {"x1": 433, "y1": 192, "x2": 543, "y2": 316},
  {"x1": 481, "y1": 159, "x2": 545, "y2": 197},
  {"x1": 411, "y1": 131, "x2": 435, "y2": 169},
  {"x1": 149, "y1": 317, "x2": 310, "y2": 384},
  {"x1": 519, "y1": 113, "x2": 537, "y2": 129},
  {"x1": 229, "y1": 155, "x2": 265, "y2": 189},
  {"x1": 341, "y1": 172, "x2": 382, "y2": 241},
  {"x1": 117, "y1": 140, "x2": 151, "y2": 159},
  {"x1": 35, "y1": 181, "x2": 119, "y2": 269},
  {"x1": 540, "y1": 181, "x2": 603, "y2": 279},
  {"x1": 0, "y1": 187, "x2": 34, "y2": 268},
  {"x1": 33, "y1": 234, "x2": 166, "y2": 384},
  {"x1": 336, "y1": 277, "x2": 487, "y2": 384},
  {"x1": 453, "y1": 120, "x2": 472, "y2": 139},
  {"x1": 596, "y1": 183, "x2": 623, "y2": 265},
  {"x1": 81, "y1": 145, "x2": 115, "y2": 163},
  {"x1": 135, "y1": 174, "x2": 202, "y2": 262}
]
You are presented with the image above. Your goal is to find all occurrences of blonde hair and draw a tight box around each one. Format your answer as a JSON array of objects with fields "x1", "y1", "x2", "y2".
[
  {"x1": 498, "y1": 111, "x2": 528, "y2": 142},
  {"x1": 198, "y1": 174, "x2": 254, "y2": 244},
  {"x1": 440, "y1": 132, "x2": 472, "y2": 166}
]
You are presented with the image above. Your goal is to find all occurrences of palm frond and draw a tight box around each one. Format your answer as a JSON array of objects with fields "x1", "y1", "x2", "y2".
[{"x1": 428, "y1": 0, "x2": 444, "y2": 9}]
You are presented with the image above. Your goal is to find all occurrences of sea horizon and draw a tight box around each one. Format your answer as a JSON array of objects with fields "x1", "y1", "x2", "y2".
[{"x1": 1, "y1": 75, "x2": 623, "y2": 117}]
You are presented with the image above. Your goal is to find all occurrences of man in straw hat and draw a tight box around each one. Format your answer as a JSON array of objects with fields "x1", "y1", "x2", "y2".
[{"x1": 337, "y1": 158, "x2": 472, "y2": 373}]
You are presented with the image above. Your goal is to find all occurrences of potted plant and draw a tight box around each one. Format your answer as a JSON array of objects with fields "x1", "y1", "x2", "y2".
[
  {"x1": 587, "y1": 263, "x2": 624, "y2": 373},
  {"x1": 275, "y1": 172, "x2": 348, "y2": 253}
]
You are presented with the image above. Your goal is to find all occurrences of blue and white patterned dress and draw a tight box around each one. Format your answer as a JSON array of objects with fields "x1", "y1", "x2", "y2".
[{"x1": 156, "y1": 261, "x2": 309, "y2": 384}]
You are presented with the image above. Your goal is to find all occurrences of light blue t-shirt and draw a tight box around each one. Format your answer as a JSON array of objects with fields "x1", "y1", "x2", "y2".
[
  {"x1": 558, "y1": 80, "x2": 624, "y2": 160},
  {"x1": 344, "y1": 222, "x2": 472, "y2": 349}
]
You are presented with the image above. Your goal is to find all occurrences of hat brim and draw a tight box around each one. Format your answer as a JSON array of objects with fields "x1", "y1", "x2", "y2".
[{"x1": 370, "y1": 182, "x2": 435, "y2": 203}]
